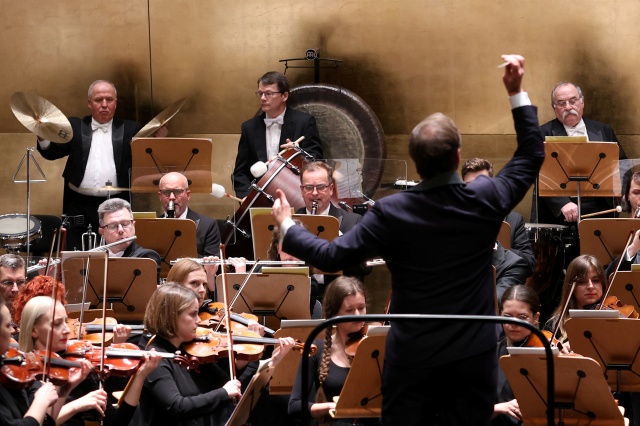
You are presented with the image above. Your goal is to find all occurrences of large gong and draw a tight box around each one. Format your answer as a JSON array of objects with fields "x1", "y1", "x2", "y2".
[{"x1": 287, "y1": 84, "x2": 386, "y2": 197}]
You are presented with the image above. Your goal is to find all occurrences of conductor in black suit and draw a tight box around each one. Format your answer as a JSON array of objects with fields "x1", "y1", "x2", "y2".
[
  {"x1": 272, "y1": 55, "x2": 544, "y2": 425},
  {"x1": 37, "y1": 80, "x2": 168, "y2": 250},
  {"x1": 157, "y1": 172, "x2": 220, "y2": 257},
  {"x1": 232, "y1": 71, "x2": 322, "y2": 199},
  {"x1": 535, "y1": 81, "x2": 627, "y2": 224}
]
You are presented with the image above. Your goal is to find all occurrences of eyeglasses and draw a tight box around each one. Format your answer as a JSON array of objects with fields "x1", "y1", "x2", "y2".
[
  {"x1": 502, "y1": 313, "x2": 531, "y2": 322},
  {"x1": 255, "y1": 91, "x2": 282, "y2": 98},
  {"x1": 301, "y1": 184, "x2": 330, "y2": 193},
  {"x1": 159, "y1": 189, "x2": 186, "y2": 197},
  {"x1": 0, "y1": 280, "x2": 26, "y2": 288},
  {"x1": 554, "y1": 97, "x2": 582, "y2": 108},
  {"x1": 100, "y1": 220, "x2": 133, "y2": 232}
]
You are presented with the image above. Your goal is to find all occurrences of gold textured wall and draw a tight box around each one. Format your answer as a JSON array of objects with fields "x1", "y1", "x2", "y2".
[{"x1": 2, "y1": 0, "x2": 640, "y2": 220}]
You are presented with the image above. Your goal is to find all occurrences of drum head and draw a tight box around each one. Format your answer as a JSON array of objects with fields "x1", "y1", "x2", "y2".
[
  {"x1": 0, "y1": 214, "x2": 41, "y2": 248},
  {"x1": 287, "y1": 84, "x2": 386, "y2": 197}
]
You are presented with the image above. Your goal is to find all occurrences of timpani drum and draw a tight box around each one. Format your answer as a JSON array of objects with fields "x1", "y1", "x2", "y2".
[{"x1": 0, "y1": 214, "x2": 42, "y2": 250}]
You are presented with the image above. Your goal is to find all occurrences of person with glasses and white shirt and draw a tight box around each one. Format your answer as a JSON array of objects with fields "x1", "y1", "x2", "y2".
[
  {"x1": 36, "y1": 80, "x2": 168, "y2": 251},
  {"x1": 97, "y1": 198, "x2": 161, "y2": 278},
  {"x1": 0, "y1": 254, "x2": 26, "y2": 332},
  {"x1": 232, "y1": 71, "x2": 322, "y2": 199},
  {"x1": 534, "y1": 81, "x2": 627, "y2": 225},
  {"x1": 157, "y1": 172, "x2": 220, "y2": 256}
]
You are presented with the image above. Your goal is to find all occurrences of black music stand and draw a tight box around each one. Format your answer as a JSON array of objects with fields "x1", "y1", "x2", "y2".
[
  {"x1": 250, "y1": 211, "x2": 339, "y2": 261},
  {"x1": 130, "y1": 138, "x2": 213, "y2": 193},
  {"x1": 224, "y1": 361, "x2": 274, "y2": 426},
  {"x1": 134, "y1": 218, "x2": 197, "y2": 278},
  {"x1": 270, "y1": 319, "x2": 324, "y2": 395},
  {"x1": 566, "y1": 316, "x2": 640, "y2": 393},
  {"x1": 578, "y1": 218, "x2": 638, "y2": 268},
  {"x1": 608, "y1": 271, "x2": 640, "y2": 313},
  {"x1": 215, "y1": 272, "x2": 310, "y2": 332},
  {"x1": 538, "y1": 142, "x2": 620, "y2": 219},
  {"x1": 501, "y1": 352, "x2": 627, "y2": 425},
  {"x1": 62, "y1": 256, "x2": 157, "y2": 322},
  {"x1": 330, "y1": 326, "x2": 388, "y2": 420}
]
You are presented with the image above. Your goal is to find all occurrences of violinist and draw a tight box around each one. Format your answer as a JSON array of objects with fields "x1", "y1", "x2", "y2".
[
  {"x1": 0, "y1": 254, "x2": 27, "y2": 328},
  {"x1": 544, "y1": 254, "x2": 605, "y2": 353},
  {"x1": 288, "y1": 276, "x2": 376, "y2": 426},
  {"x1": 494, "y1": 285, "x2": 541, "y2": 425},
  {"x1": 0, "y1": 293, "x2": 60, "y2": 426},
  {"x1": 19, "y1": 296, "x2": 160, "y2": 426},
  {"x1": 605, "y1": 170, "x2": 640, "y2": 277},
  {"x1": 137, "y1": 284, "x2": 295, "y2": 426}
]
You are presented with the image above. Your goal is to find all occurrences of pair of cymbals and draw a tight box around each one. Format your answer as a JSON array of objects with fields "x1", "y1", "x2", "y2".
[
  {"x1": 10, "y1": 92, "x2": 73, "y2": 143},
  {"x1": 135, "y1": 97, "x2": 186, "y2": 138}
]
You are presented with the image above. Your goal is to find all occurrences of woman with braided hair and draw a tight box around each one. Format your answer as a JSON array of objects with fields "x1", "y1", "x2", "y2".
[{"x1": 288, "y1": 276, "x2": 377, "y2": 425}]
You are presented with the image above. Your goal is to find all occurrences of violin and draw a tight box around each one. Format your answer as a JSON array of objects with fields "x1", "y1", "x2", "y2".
[
  {"x1": 198, "y1": 302, "x2": 276, "y2": 336},
  {"x1": 344, "y1": 323, "x2": 383, "y2": 357},
  {"x1": 599, "y1": 296, "x2": 640, "y2": 319},
  {"x1": 66, "y1": 317, "x2": 146, "y2": 344},
  {"x1": 1, "y1": 348, "x2": 83, "y2": 388},
  {"x1": 64, "y1": 341, "x2": 198, "y2": 378},
  {"x1": 181, "y1": 328, "x2": 316, "y2": 363},
  {"x1": 522, "y1": 330, "x2": 560, "y2": 348}
]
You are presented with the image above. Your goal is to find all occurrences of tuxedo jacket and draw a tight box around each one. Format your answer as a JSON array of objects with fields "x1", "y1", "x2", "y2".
[
  {"x1": 186, "y1": 208, "x2": 221, "y2": 256},
  {"x1": 232, "y1": 108, "x2": 322, "y2": 198},
  {"x1": 493, "y1": 242, "x2": 530, "y2": 302},
  {"x1": 535, "y1": 118, "x2": 626, "y2": 223},
  {"x1": 504, "y1": 211, "x2": 534, "y2": 275},
  {"x1": 282, "y1": 105, "x2": 545, "y2": 367},
  {"x1": 37, "y1": 116, "x2": 142, "y2": 190}
]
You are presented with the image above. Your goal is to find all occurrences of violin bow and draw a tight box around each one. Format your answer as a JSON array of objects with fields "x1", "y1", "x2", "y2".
[
  {"x1": 550, "y1": 279, "x2": 576, "y2": 347},
  {"x1": 601, "y1": 230, "x2": 635, "y2": 309},
  {"x1": 42, "y1": 228, "x2": 61, "y2": 381},
  {"x1": 218, "y1": 244, "x2": 237, "y2": 380},
  {"x1": 211, "y1": 260, "x2": 260, "y2": 334}
]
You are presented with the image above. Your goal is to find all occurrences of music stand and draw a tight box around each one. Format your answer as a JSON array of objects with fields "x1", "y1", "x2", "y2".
[
  {"x1": 330, "y1": 326, "x2": 388, "y2": 419},
  {"x1": 578, "y1": 218, "x2": 638, "y2": 267},
  {"x1": 130, "y1": 138, "x2": 212, "y2": 193},
  {"x1": 62, "y1": 256, "x2": 157, "y2": 321},
  {"x1": 607, "y1": 271, "x2": 640, "y2": 313},
  {"x1": 538, "y1": 142, "x2": 620, "y2": 219},
  {"x1": 566, "y1": 316, "x2": 640, "y2": 392},
  {"x1": 497, "y1": 220, "x2": 511, "y2": 250},
  {"x1": 215, "y1": 272, "x2": 310, "y2": 332},
  {"x1": 270, "y1": 319, "x2": 324, "y2": 395},
  {"x1": 134, "y1": 218, "x2": 197, "y2": 278},
  {"x1": 501, "y1": 352, "x2": 626, "y2": 425},
  {"x1": 224, "y1": 361, "x2": 274, "y2": 426}
]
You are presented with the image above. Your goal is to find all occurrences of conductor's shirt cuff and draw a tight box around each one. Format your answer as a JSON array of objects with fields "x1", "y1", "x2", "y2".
[
  {"x1": 279, "y1": 217, "x2": 296, "y2": 245},
  {"x1": 509, "y1": 92, "x2": 531, "y2": 109}
]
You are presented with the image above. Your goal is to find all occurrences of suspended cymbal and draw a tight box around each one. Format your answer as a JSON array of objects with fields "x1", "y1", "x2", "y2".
[
  {"x1": 10, "y1": 92, "x2": 73, "y2": 143},
  {"x1": 96, "y1": 185, "x2": 129, "y2": 192},
  {"x1": 135, "y1": 97, "x2": 186, "y2": 138}
]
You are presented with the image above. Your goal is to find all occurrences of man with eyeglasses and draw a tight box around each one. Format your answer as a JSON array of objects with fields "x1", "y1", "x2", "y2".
[
  {"x1": 0, "y1": 254, "x2": 26, "y2": 314},
  {"x1": 37, "y1": 80, "x2": 168, "y2": 251},
  {"x1": 97, "y1": 198, "x2": 161, "y2": 277},
  {"x1": 295, "y1": 161, "x2": 369, "y2": 297},
  {"x1": 232, "y1": 71, "x2": 322, "y2": 199},
  {"x1": 535, "y1": 81, "x2": 627, "y2": 225},
  {"x1": 157, "y1": 172, "x2": 220, "y2": 256}
]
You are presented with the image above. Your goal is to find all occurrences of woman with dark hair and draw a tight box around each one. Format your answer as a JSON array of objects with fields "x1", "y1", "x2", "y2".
[
  {"x1": 545, "y1": 254, "x2": 605, "y2": 352},
  {"x1": 288, "y1": 276, "x2": 375, "y2": 425},
  {"x1": 493, "y1": 285, "x2": 541, "y2": 425}
]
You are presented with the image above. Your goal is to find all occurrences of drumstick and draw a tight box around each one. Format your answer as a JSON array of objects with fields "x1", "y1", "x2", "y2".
[
  {"x1": 250, "y1": 136, "x2": 306, "y2": 178},
  {"x1": 497, "y1": 62, "x2": 509, "y2": 69},
  {"x1": 580, "y1": 205, "x2": 622, "y2": 219}
]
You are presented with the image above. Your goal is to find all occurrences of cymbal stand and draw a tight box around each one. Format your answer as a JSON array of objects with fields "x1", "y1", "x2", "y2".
[{"x1": 12, "y1": 147, "x2": 46, "y2": 263}]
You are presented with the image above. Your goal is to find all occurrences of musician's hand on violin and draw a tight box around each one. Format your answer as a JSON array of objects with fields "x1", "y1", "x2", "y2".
[
  {"x1": 560, "y1": 202, "x2": 579, "y2": 223},
  {"x1": 494, "y1": 399, "x2": 521, "y2": 420},
  {"x1": 202, "y1": 256, "x2": 220, "y2": 280},
  {"x1": 310, "y1": 402, "x2": 336, "y2": 418},
  {"x1": 228, "y1": 257, "x2": 247, "y2": 273},
  {"x1": 134, "y1": 350, "x2": 162, "y2": 380},
  {"x1": 268, "y1": 337, "x2": 296, "y2": 368},
  {"x1": 500, "y1": 54, "x2": 525, "y2": 96},
  {"x1": 272, "y1": 189, "x2": 292, "y2": 225},
  {"x1": 70, "y1": 389, "x2": 108, "y2": 417},
  {"x1": 112, "y1": 323, "x2": 132, "y2": 344},
  {"x1": 34, "y1": 381, "x2": 59, "y2": 407},
  {"x1": 223, "y1": 379, "x2": 242, "y2": 399},
  {"x1": 559, "y1": 341, "x2": 573, "y2": 355},
  {"x1": 60, "y1": 359, "x2": 93, "y2": 395},
  {"x1": 246, "y1": 321, "x2": 265, "y2": 337}
]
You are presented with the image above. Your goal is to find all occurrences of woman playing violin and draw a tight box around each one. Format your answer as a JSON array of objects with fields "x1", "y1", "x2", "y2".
[
  {"x1": 494, "y1": 285, "x2": 541, "y2": 425},
  {"x1": 288, "y1": 276, "x2": 376, "y2": 426},
  {"x1": 19, "y1": 296, "x2": 160, "y2": 426},
  {"x1": 137, "y1": 284, "x2": 294, "y2": 426},
  {"x1": 0, "y1": 293, "x2": 60, "y2": 426}
]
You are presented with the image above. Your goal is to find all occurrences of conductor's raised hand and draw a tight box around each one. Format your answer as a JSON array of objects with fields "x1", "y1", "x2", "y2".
[
  {"x1": 272, "y1": 189, "x2": 292, "y2": 226},
  {"x1": 501, "y1": 54, "x2": 525, "y2": 96}
]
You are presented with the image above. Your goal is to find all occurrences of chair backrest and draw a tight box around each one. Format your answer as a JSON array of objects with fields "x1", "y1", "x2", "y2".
[{"x1": 30, "y1": 215, "x2": 63, "y2": 255}]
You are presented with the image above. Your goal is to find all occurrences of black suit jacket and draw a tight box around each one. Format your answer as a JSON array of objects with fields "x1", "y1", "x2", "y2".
[
  {"x1": 186, "y1": 209, "x2": 221, "y2": 257},
  {"x1": 504, "y1": 211, "x2": 534, "y2": 275},
  {"x1": 283, "y1": 105, "x2": 545, "y2": 366},
  {"x1": 37, "y1": 116, "x2": 142, "y2": 191},
  {"x1": 123, "y1": 241, "x2": 161, "y2": 279},
  {"x1": 493, "y1": 242, "x2": 529, "y2": 302},
  {"x1": 232, "y1": 108, "x2": 322, "y2": 198},
  {"x1": 534, "y1": 118, "x2": 626, "y2": 224}
]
